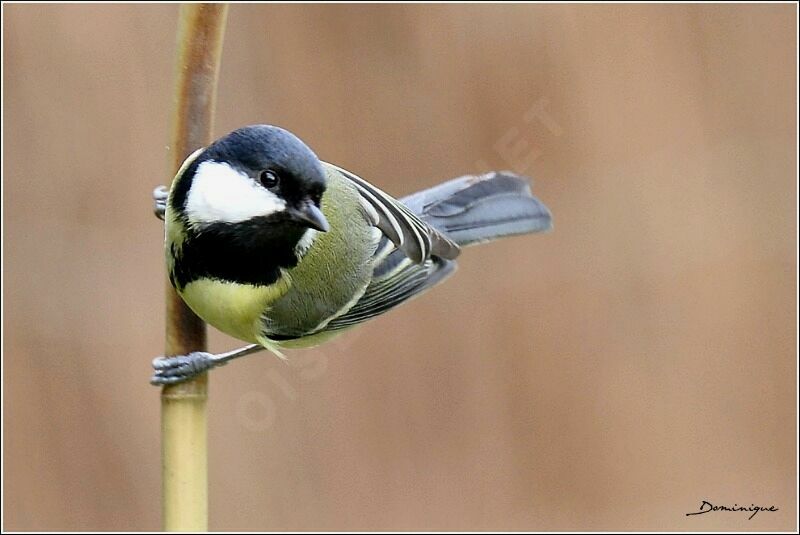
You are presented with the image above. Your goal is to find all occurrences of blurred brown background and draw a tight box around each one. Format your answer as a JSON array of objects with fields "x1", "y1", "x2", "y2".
[{"x1": 3, "y1": 3, "x2": 796, "y2": 531}]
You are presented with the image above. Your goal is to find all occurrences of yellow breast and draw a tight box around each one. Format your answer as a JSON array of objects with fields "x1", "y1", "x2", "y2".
[{"x1": 179, "y1": 276, "x2": 291, "y2": 343}]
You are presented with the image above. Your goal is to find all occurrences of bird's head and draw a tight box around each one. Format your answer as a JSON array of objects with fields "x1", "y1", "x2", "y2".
[{"x1": 170, "y1": 124, "x2": 329, "y2": 234}]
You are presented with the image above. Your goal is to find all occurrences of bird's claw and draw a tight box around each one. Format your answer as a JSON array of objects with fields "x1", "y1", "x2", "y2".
[
  {"x1": 153, "y1": 185, "x2": 169, "y2": 220},
  {"x1": 150, "y1": 352, "x2": 216, "y2": 385}
]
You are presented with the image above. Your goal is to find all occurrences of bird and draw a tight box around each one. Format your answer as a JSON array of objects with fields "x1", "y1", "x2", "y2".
[{"x1": 151, "y1": 125, "x2": 552, "y2": 385}]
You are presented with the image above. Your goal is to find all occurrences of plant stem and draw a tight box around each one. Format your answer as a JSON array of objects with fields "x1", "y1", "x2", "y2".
[{"x1": 162, "y1": 3, "x2": 228, "y2": 532}]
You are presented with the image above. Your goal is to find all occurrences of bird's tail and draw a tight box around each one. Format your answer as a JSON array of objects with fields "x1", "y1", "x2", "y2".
[{"x1": 401, "y1": 172, "x2": 552, "y2": 247}]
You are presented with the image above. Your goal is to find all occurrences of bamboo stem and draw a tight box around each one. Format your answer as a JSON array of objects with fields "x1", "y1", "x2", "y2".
[{"x1": 162, "y1": 4, "x2": 228, "y2": 532}]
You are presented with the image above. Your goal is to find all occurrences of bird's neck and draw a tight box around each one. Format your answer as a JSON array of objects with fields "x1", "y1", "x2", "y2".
[{"x1": 170, "y1": 218, "x2": 306, "y2": 288}]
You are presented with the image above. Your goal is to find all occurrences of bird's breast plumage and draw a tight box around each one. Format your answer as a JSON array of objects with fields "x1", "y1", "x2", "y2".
[{"x1": 166, "y1": 166, "x2": 379, "y2": 344}]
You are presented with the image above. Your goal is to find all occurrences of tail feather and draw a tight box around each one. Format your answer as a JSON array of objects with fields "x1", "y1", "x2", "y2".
[{"x1": 401, "y1": 172, "x2": 552, "y2": 247}]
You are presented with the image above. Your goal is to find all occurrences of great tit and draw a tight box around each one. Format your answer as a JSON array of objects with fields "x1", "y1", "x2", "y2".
[{"x1": 151, "y1": 125, "x2": 551, "y2": 384}]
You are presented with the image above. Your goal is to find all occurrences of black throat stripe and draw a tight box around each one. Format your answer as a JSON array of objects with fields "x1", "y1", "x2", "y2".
[{"x1": 170, "y1": 216, "x2": 306, "y2": 289}]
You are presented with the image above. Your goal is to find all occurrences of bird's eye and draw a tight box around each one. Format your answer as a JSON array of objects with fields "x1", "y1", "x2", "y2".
[{"x1": 259, "y1": 170, "x2": 280, "y2": 189}]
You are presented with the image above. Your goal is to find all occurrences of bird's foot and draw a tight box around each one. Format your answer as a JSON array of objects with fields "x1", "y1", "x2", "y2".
[
  {"x1": 153, "y1": 185, "x2": 168, "y2": 220},
  {"x1": 151, "y1": 352, "x2": 224, "y2": 385},
  {"x1": 150, "y1": 345, "x2": 264, "y2": 385}
]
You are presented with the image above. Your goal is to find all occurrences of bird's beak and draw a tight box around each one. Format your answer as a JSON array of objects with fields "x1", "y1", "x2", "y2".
[{"x1": 290, "y1": 201, "x2": 330, "y2": 232}]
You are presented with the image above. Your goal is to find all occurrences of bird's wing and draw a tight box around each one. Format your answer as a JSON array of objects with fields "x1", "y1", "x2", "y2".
[
  {"x1": 325, "y1": 162, "x2": 460, "y2": 263},
  {"x1": 317, "y1": 163, "x2": 460, "y2": 331},
  {"x1": 325, "y1": 241, "x2": 456, "y2": 330}
]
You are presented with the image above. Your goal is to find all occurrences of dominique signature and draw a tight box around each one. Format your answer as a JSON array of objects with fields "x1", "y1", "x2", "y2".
[{"x1": 686, "y1": 500, "x2": 779, "y2": 520}]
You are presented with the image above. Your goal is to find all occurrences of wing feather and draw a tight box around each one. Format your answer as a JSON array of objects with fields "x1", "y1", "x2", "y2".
[
  {"x1": 325, "y1": 163, "x2": 460, "y2": 262},
  {"x1": 318, "y1": 164, "x2": 462, "y2": 331},
  {"x1": 326, "y1": 258, "x2": 456, "y2": 330}
]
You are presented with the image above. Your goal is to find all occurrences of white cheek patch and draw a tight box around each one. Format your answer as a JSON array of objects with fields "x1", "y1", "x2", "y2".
[{"x1": 185, "y1": 160, "x2": 286, "y2": 225}]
